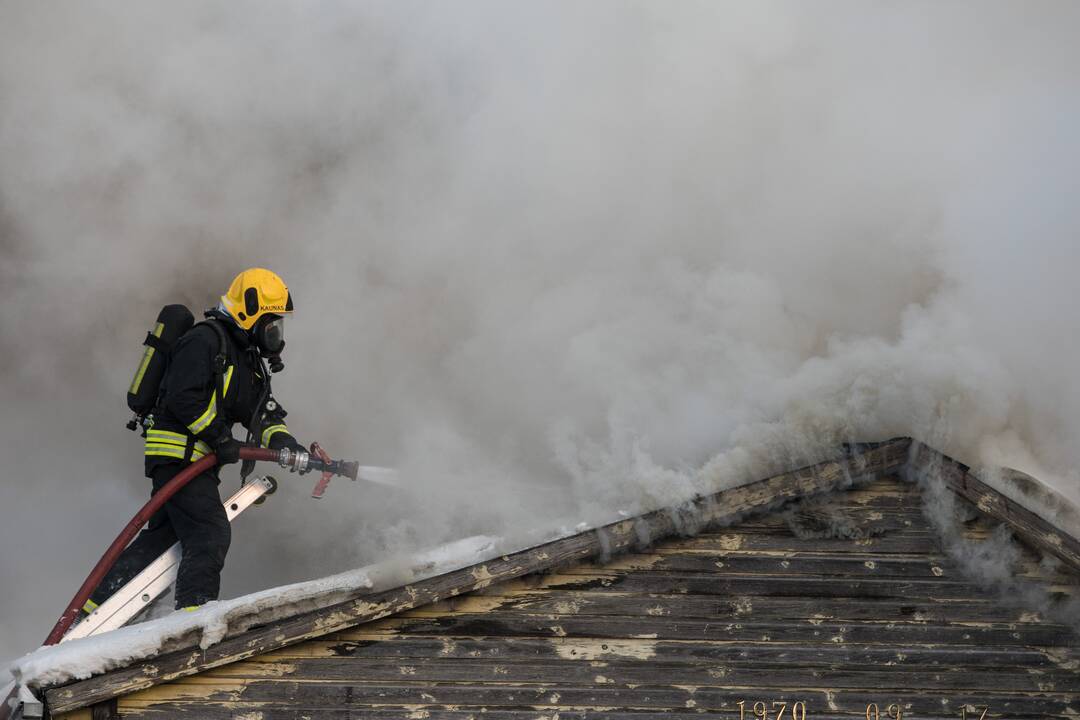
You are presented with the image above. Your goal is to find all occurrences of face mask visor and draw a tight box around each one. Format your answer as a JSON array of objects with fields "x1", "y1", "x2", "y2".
[{"x1": 257, "y1": 315, "x2": 286, "y2": 355}]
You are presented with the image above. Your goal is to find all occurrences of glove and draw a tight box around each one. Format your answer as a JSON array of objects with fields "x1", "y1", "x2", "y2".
[
  {"x1": 283, "y1": 436, "x2": 307, "y2": 455},
  {"x1": 269, "y1": 432, "x2": 306, "y2": 455},
  {"x1": 213, "y1": 434, "x2": 242, "y2": 465}
]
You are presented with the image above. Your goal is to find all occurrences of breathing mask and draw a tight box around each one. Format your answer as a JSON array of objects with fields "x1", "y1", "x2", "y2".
[{"x1": 252, "y1": 314, "x2": 286, "y2": 372}]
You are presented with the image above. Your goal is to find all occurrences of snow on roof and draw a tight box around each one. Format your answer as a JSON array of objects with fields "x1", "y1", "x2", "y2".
[{"x1": 10, "y1": 534, "x2": 499, "y2": 689}]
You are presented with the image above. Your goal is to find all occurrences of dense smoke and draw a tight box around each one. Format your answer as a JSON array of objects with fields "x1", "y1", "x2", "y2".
[{"x1": 2, "y1": 1, "x2": 1079, "y2": 664}]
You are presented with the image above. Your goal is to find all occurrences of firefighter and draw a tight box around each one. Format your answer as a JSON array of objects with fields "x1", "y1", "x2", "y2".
[{"x1": 85, "y1": 268, "x2": 307, "y2": 612}]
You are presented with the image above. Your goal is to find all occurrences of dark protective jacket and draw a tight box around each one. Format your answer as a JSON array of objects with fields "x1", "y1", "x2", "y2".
[{"x1": 143, "y1": 311, "x2": 300, "y2": 474}]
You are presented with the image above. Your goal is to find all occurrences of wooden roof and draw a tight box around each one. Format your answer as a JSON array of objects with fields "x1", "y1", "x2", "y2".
[{"x1": 46, "y1": 438, "x2": 1080, "y2": 718}]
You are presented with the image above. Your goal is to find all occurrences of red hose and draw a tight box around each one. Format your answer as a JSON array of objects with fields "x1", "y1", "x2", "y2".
[{"x1": 43, "y1": 447, "x2": 280, "y2": 646}]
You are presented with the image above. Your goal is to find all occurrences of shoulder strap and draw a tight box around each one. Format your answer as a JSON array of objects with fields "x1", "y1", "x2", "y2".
[
  {"x1": 201, "y1": 319, "x2": 231, "y2": 418},
  {"x1": 240, "y1": 350, "x2": 272, "y2": 481},
  {"x1": 204, "y1": 320, "x2": 229, "y2": 372}
]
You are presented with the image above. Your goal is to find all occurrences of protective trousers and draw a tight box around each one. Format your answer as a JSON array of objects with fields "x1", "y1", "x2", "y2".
[{"x1": 88, "y1": 464, "x2": 231, "y2": 610}]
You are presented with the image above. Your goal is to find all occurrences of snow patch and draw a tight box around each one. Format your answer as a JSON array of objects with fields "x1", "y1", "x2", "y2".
[{"x1": 9, "y1": 534, "x2": 498, "y2": 689}]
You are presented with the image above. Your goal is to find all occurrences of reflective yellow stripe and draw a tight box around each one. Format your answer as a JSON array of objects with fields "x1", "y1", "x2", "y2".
[
  {"x1": 146, "y1": 435, "x2": 210, "y2": 452},
  {"x1": 186, "y1": 365, "x2": 234, "y2": 436},
  {"x1": 145, "y1": 431, "x2": 211, "y2": 462},
  {"x1": 146, "y1": 429, "x2": 188, "y2": 444},
  {"x1": 147, "y1": 430, "x2": 187, "y2": 440},
  {"x1": 261, "y1": 424, "x2": 289, "y2": 448},
  {"x1": 145, "y1": 443, "x2": 208, "y2": 461},
  {"x1": 129, "y1": 322, "x2": 164, "y2": 395},
  {"x1": 181, "y1": 605, "x2": 200, "y2": 612},
  {"x1": 145, "y1": 444, "x2": 187, "y2": 460},
  {"x1": 187, "y1": 397, "x2": 217, "y2": 435},
  {"x1": 147, "y1": 431, "x2": 209, "y2": 452},
  {"x1": 83, "y1": 599, "x2": 99, "y2": 613},
  {"x1": 146, "y1": 439, "x2": 186, "y2": 449}
]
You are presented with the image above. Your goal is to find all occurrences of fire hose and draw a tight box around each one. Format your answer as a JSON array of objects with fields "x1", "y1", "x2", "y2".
[{"x1": 42, "y1": 445, "x2": 358, "y2": 646}]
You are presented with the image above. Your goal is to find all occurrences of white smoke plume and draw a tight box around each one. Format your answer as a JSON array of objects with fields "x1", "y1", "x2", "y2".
[{"x1": 2, "y1": 1, "x2": 1079, "y2": 664}]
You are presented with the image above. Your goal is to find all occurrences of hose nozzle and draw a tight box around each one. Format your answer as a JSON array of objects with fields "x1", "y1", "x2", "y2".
[{"x1": 338, "y1": 460, "x2": 359, "y2": 481}]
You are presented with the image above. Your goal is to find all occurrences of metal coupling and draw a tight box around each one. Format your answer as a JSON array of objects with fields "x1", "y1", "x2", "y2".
[
  {"x1": 277, "y1": 448, "x2": 311, "y2": 474},
  {"x1": 294, "y1": 450, "x2": 310, "y2": 474}
]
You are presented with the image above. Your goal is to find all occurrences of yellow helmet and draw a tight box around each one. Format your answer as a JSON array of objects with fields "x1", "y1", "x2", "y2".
[{"x1": 220, "y1": 268, "x2": 294, "y2": 330}]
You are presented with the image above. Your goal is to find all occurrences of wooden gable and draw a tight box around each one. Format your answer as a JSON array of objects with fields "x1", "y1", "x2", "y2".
[{"x1": 54, "y1": 447, "x2": 1080, "y2": 719}]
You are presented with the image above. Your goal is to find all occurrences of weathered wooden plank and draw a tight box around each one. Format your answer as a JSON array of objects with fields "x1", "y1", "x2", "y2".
[
  {"x1": 44, "y1": 440, "x2": 911, "y2": 713},
  {"x1": 910, "y1": 442, "x2": 1080, "y2": 573},
  {"x1": 290, "y1": 634, "x2": 1080, "y2": 668},
  {"x1": 738, "y1": 507, "x2": 932, "y2": 528},
  {"x1": 113, "y1": 705, "x2": 862, "y2": 720},
  {"x1": 820, "y1": 491, "x2": 921, "y2": 503},
  {"x1": 648, "y1": 544, "x2": 950, "y2": 559},
  {"x1": 567, "y1": 552, "x2": 957, "y2": 578},
  {"x1": 693, "y1": 523, "x2": 946, "y2": 538},
  {"x1": 140, "y1": 679, "x2": 1080, "y2": 717},
  {"x1": 821, "y1": 491, "x2": 923, "y2": 509},
  {"x1": 671, "y1": 532, "x2": 945, "y2": 554},
  {"x1": 529, "y1": 570, "x2": 1023, "y2": 599},
  {"x1": 349, "y1": 611, "x2": 1079, "y2": 647},
  {"x1": 49, "y1": 711, "x2": 91, "y2": 720},
  {"x1": 479, "y1": 561, "x2": 1080, "y2": 613},
  {"x1": 80, "y1": 677, "x2": 247, "y2": 707},
  {"x1": 410, "y1": 591, "x2": 1060, "y2": 624},
  {"x1": 560, "y1": 554, "x2": 1079, "y2": 588},
  {"x1": 572, "y1": 552, "x2": 1068, "y2": 586},
  {"x1": 181, "y1": 655, "x2": 1080, "y2": 693}
]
